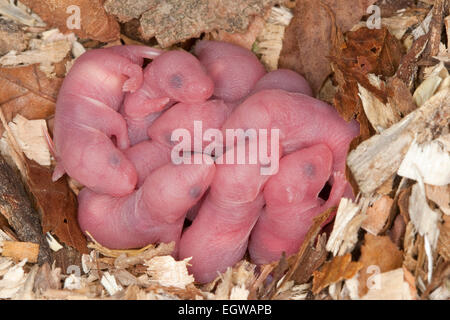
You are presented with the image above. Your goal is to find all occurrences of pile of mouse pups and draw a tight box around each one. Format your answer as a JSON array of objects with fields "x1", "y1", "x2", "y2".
[{"x1": 52, "y1": 41, "x2": 359, "y2": 283}]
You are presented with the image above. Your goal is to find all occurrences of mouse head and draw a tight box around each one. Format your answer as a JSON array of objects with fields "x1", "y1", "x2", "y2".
[
  {"x1": 264, "y1": 144, "x2": 333, "y2": 209},
  {"x1": 149, "y1": 50, "x2": 214, "y2": 104},
  {"x1": 297, "y1": 144, "x2": 333, "y2": 199}
]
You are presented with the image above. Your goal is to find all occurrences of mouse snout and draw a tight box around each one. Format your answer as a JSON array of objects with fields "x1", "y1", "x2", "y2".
[{"x1": 186, "y1": 77, "x2": 214, "y2": 102}]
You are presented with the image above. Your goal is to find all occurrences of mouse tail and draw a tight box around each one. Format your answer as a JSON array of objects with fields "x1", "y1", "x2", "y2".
[
  {"x1": 42, "y1": 124, "x2": 66, "y2": 181},
  {"x1": 104, "y1": 45, "x2": 163, "y2": 65}
]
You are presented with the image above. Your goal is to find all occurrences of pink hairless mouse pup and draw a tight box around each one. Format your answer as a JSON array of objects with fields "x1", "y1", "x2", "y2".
[
  {"x1": 52, "y1": 41, "x2": 359, "y2": 285},
  {"x1": 249, "y1": 144, "x2": 347, "y2": 265},
  {"x1": 78, "y1": 155, "x2": 215, "y2": 251},
  {"x1": 194, "y1": 40, "x2": 267, "y2": 105},
  {"x1": 52, "y1": 45, "x2": 162, "y2": 196},
  {"x1": 121, "y1": 50, "x2": 214, "y2": 145}
]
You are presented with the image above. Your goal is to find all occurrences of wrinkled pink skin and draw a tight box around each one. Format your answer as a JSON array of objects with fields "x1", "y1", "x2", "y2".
[
  {"x1": 179, "y1": 143, "x2": 272, "y2": 283},
  {"x1": 248, "y1": 144, "x2": 347, "y2": 265},
  {"x1": 122, "y1": 50, "x2": 214, "y2": 145},
  {"x1": 251, "y1": 69, "x2": 313, "y2": 96},
  {"x1": 78, "y1": 156, "x2": 216, "y2": 251},
  {"x1": 222, "y1": 89, "x2": 360, "y2": 174},
  {"x1": 180, "y1": 89, "x2": 358, "y2": 282},
  {"x1": 184, "y1": 69, "x2": 313, "y2": 223},
  {"x1": 60, "y1": 42, "x2": 358, "y2": 284},
  {"x1": 194, "y1": 40, "x2": 266, "y2": 103},
  {"x1": 225, "y1": 69, "x2": 314, "y2": 110},
  {"x1": 125, "y1": 99, "x2": 230, "y2": 186},
  {"x1": 53, "y1": 46, "x2": 161, "y2": 196}
]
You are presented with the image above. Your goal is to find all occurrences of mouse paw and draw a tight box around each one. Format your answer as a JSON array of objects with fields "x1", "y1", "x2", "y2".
[
  {"x1": 123, "y1": 78, "x2": 140, "y2": 93},
  {"x1": 332, "y1": 171, "x2": 347, "y2": 186},
  {"x1": 122, "y1": 65, "x2": 143, "y2": 93}
]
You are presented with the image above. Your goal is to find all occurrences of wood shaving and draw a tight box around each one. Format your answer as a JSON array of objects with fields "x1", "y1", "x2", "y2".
[
  {"x1": 361, "y1": 195, "x2": 394, "y2": 235},
  {"x1": 0, "y1": 259, "x2": 27, "y2": 299},
  {"x1": 45, "y1": 232, "x2": 63, "y2": 252},
  {"x1": 409, "y1": 181, "x2": 441, "y2": 250},
  {"x1": 254, "y1": 6, "x2": 293, "y2": 71},
  {"x1": 0, "y1": 0, "x2": 45, "y2": 27},
  {"x1": 398, "y1": 138, "x2": 450, "y2": 186},
  {"x1": 145, "y1": 256, "x2": 194, "y2": 289},
  {"x1": 229, "y1": 285, "x2": 249, "y2": 300},
  {"x1": 347, "y1": 88, "x2": 450, "y2": 195},
  {"x1": 0, "y1": 114, "x2": 51, "y2": 166},
  {"x1": 326, "y1": 198, "x2": 365, "y2": 256},
  {"x1": 361, "y1": 268, "x2": 415, "y2": 300},
  {"x1": 357, "y1": 76, "x2": 400, "y2": 132},
  {"x1": 0, "y1": 241, "x2": 39, "y2": 263},
  {"x1": 101, "y1": 272, "x2": 123, "y2": 296}
]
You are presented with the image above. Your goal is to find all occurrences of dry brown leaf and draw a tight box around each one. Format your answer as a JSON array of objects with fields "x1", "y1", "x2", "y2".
[
  {"x1": 426, "y1": 184, "x2": 450, "y2": 215},
  {"x1": 290, "y1": 233, "x2": 328, "y2": 285},
  {"x1": 395, "y1": 33, "x2": 429, "y2": 89},
  {"x1": 358, "y1": 233, "x2": 403, "y2": 297},
  {"x1": 279, "y1": 0, "x2": 377, "y2": 95},
  {"x1": 398, "y1": 184, "x2": 412, "y2": 217},
  {"x1": 105, "y1": 0, "x2": 279, "y2": 48},
  {"x1": 260, "y1": 252, "x2": 289, "y2": 299},
  {"x1": 0, "y1": 214, "x2": 17, "y2": 241},
  {"x1": 424, "y1": 0, "x2": 446, "y2": 57},
  {"x1": 282, "y1": 206, "x2": 335, "y2": 288},
  {"x1": 0, "y1": 64, "x2": 61, "y2": 128},
  {"x1": 422, "y1": 259, "x2": 450, "y2": 299},
  {"x1": 376, "y1": 0, "x2": 417, "y2": 17},
  {"x1": 362, "y1": 195, "x2": 394, "y2": 235},
  {"x1": 312, "y1": 253, "x2": 363, "y2": 294},
  {"x1": 389, "y1": 214, "x2": 407, "y2": 248},
  {"x1": 438, "y1": 215, "x2": 450, "y2": 261},
  {"x1": 331, "y1": 27, "x2": 405, "y2": 141},
  {"x1": 24, "y1": 158, "x2": 87, "y2": 254},
  {"x1": 20, "y1": 0, "x2": 119, "y2": 42}
]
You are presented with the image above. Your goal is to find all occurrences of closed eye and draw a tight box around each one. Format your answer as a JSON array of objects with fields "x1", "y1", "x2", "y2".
[
  {"x1": 169, "y1": 74, "x2": 183, "y2": 89},
  {"x1": 303, "y1": 163, "x2": 315, "y2": 177}
]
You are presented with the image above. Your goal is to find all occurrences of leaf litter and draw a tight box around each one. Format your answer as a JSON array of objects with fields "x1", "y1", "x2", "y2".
[{"x1": 0, "y1": 0, "x2": 448, "y2": 300}]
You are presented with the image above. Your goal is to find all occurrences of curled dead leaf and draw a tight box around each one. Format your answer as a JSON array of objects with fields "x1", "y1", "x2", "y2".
[
  {"x1": 20, "y1": 0, "x2": 119, "y2": 42},
  {"x1": 0, "y1": 64, "x2": 61, "y2": 129},
  {"x1": 358, "y1": 233, "x2": 403, "y2": 297},
  {"x1": 279, "y1": 0, "x2": 378, "y2": 95},
  {"x1": 312, "y1": 253, "x2": 363, "y2": 295}
]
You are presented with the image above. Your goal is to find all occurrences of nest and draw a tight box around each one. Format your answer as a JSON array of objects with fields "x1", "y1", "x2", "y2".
[{"x1": 0, "y1": 0, "x2": 449, "y2": 300}]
